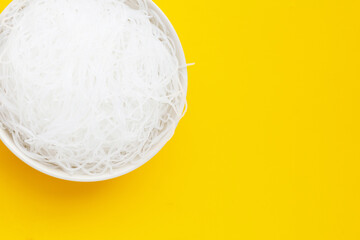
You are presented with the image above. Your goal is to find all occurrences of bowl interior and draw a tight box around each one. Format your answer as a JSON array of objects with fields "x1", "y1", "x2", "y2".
[{"x1": 0, "y1": 0, "x2": 187, "y2": 182}]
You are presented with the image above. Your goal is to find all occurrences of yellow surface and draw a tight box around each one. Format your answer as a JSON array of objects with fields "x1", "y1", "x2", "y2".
[{"x1": 1, "y1": 0, "x2": 360, "y2": 239}]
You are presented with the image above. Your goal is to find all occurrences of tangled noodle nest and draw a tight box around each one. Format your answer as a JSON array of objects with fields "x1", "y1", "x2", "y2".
[{"x1": 0, "y1": 0, "x2": 187, "y2": 175}]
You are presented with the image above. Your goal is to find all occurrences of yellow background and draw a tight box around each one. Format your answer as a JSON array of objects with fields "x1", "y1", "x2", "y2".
[{"x1": 1, "y1": 0, "x2": 360, "y2": 239}]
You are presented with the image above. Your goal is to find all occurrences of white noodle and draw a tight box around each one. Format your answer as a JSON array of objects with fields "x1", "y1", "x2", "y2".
[{"x1": 0, "y1": 0, "x2": 187, "y2": 175}]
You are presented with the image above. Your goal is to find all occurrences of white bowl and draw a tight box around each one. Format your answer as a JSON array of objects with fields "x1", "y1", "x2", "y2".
[{"x1": 0, "y1": 0, "x2": 187, "y2": 182}]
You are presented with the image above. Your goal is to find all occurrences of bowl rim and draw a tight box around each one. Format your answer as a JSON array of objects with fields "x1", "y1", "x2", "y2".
[{"x1": 0, "y1": 0, "x2": 188, "y2": 182}]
